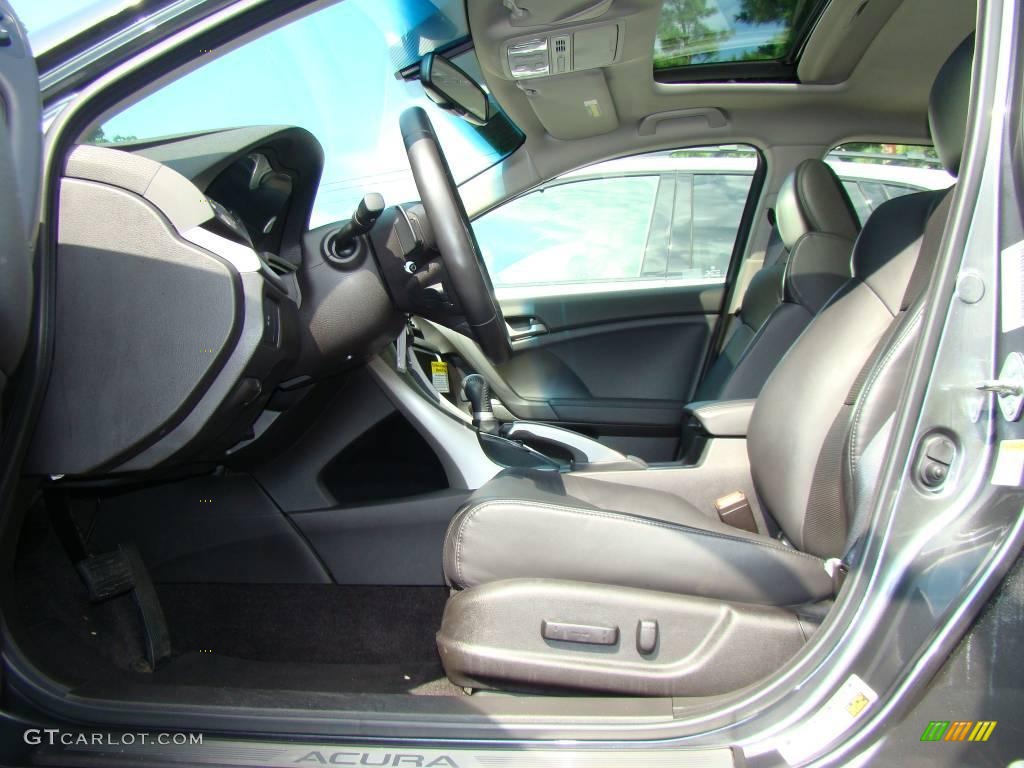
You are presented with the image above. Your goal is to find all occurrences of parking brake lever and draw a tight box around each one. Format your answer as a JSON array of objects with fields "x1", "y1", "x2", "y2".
[{"x1": 462, "y1": 374, "x2": 500, "y2": 435}]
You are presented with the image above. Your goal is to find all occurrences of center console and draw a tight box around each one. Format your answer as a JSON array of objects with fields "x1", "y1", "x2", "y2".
[{"x1": 459, "y1": 372, "x2": 648, "y2": 472}]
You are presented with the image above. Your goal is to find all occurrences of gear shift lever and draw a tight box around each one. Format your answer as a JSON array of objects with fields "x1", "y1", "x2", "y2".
[{"x1": 463, "y1": 374, "x2": 499, "y2": 434}]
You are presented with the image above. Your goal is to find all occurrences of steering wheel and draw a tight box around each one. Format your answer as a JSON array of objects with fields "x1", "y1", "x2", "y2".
[{"x1": 400, "y1": 107, "x2": 512, "y2": 364}]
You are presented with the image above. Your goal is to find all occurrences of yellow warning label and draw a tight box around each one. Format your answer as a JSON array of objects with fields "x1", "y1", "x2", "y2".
[
  {"x1": 847, "y1": 693, "x2": 870, "y2": 717},
  {"x1": 430, "y1": 361, "x2": 450, "y2": 393},
  {"x1": 993, "y1": 439, "x2": 1024, "y2": 486}
]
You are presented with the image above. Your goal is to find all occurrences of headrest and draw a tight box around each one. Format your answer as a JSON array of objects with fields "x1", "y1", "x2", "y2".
[
  {"x1": 929, "y1": 34, "x2": 974, "y2": 177},
  {"x1": 775, "y1": 159, "x2": 861, "y2": 250}
]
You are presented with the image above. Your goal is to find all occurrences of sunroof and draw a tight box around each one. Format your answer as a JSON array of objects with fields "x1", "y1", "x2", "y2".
[{"x1": 654, "y1": 0, "x2": 824, "y2": 73}]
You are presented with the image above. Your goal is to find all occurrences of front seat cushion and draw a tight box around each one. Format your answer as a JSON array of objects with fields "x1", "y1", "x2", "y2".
[{"x1": 444, "y1": 469, "x2": 833, "y2": 606}]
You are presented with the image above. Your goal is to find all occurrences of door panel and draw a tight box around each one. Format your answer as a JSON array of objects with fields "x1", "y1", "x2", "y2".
[
  {"x1": 499, "y1": 313, "x2": 712, "y2": 410},
  {"x1": 499, "y1": 281, "x2": 723, "y2": 331},
  {"x1": 493, "y1": 287, "x2": 717, "y2": 461},
  {"x1": 0, "y1": 2, "x2": 41, "y2": 406},
  {"x1": 466, "y1": 147, "x2": 760, "y2": 461}
]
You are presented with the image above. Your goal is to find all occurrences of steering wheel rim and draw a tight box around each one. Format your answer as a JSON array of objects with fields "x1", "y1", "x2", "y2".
[{"x1": 400, "y1": 107, "x2": 511, "y2": 364}]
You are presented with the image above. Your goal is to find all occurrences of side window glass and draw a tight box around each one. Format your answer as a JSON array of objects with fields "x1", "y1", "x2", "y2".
[
  {"x1": 472, "y1": 175, "x2": 661, "y2": 287},
  {"x1": 882, "y1": 183, "x2": 920, "y2": 202},
  {"x1": 474, "y1": 146, "x2": 757, "y2": 296},
  {"x1": 858, "y1": 181, "x2": 890, "y2": 211},
  {"x1": 825, "y1": 143, "x2": 955, "y2": 225},
  {"x1": 841, "y1": 180, "x2": 873, "y2": 223},
  {"x1": 692, "y1": 174, "x2": 753, "y2": 281},
  {"x1": 667, "y1": 173, "x2": 693, "y2": 277}
]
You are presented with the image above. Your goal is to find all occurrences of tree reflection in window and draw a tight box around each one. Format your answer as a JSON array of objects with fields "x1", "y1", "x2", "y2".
[{"x1": 654, "y1": 0, "x2": 810, "y2": 69}]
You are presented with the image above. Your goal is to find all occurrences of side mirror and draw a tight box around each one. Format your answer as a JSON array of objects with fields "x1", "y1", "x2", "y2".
[{"x1": 420, "y1": 52, "x2": 491, "y2": 126}]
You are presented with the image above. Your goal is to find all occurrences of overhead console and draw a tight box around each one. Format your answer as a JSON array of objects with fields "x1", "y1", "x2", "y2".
[
  {"x1": 505, "y1": 22, "x2": 622, "y2": 79},
  {"x1": 502, "y1": 20, "x2": 623, "y2": 139},
  {"x1": 470, "y1": 0, "x2": 635, "y2": 139}
]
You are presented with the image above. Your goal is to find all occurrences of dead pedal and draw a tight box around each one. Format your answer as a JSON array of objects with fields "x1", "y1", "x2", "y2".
[
  {"x1": 78, "y1": 544, "x2": 171, "y2": 668},
  {"x1": 78, "y1": 549, "x2": 135, "y2": 602}
]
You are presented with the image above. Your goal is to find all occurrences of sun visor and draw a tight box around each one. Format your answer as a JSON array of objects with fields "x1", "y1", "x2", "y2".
[
  {"x1": 501, "y1": 0, "x2": 614, "y2": 28},
  {"x1": 516, "y1": 69, "x2": 618, "y2": 139}
]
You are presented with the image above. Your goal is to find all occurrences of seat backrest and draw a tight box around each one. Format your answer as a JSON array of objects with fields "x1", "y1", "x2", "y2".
[
  {"x1": 695, "y1": 159, "x2": 859, "y2": 401},
  {"x1": 747, "y1": 34, "x2": 973, "y2": 559}
]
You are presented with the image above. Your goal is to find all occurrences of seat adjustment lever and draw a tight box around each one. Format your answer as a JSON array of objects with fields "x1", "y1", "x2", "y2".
[{"x1": 542, "y1": 620, "x2": 619, "y2": 645}]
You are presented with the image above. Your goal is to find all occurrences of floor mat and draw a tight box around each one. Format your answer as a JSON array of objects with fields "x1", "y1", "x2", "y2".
[
  {"x1": 152, "y1": 653, "x2": 462, "y2": 695},
  {"x1": 156, "y1": 583, "x2": 447, "y2": 663},
  {"x1": 14, "y1": 512, "x2": 459, "y2": 695},
  {"x1": 154, "y1": 583, "x2": 457, "y2": 694},
  {"x1": 14, "y1": 512, "x2": 151, "y2": 684}
]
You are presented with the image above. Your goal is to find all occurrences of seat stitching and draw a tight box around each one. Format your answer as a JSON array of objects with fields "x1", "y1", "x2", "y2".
[
  {"x1": 848, "y1": 310, "x2": 923, "y2": 482},
  {"x1": 452, "y1": 499, "x2": 825, "y2": 581},
  {"x1": 786, "y1": 236, "x2": 813, "y2": 310},
  {"x1": 451, "y1": 506, "x2": 476, "y2": 586}
]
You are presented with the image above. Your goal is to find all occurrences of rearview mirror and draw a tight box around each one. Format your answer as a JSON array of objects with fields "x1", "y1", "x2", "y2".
[{"x1": 420, "y1": 52, "x2": 491, "y2": 126}]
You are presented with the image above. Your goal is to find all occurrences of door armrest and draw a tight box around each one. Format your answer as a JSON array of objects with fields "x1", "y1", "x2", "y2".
[{"x1": 684, "y1": 399, "x2": 756, "y2": 438}]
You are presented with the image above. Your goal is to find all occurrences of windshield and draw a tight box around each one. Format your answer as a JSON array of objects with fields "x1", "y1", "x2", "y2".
[{"x1": 83, "y1": 0, "x2": 523, "y2": 227}]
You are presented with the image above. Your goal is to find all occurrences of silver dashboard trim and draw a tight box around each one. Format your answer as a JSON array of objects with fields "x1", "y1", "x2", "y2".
[
  {"x1": 182, "y1": 225, "x2": 262, "y2": 273},
  {"x1": 368, "y1": 354, "x2": 501, "y2": 491}
]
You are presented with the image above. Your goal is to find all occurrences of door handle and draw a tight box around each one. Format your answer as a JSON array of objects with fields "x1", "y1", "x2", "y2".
[{"x1": 506, "y1": 317, "x2": 548, "y2": 341}]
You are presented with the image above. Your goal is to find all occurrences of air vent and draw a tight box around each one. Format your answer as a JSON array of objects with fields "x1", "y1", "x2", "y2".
[
  {"x1": 552, "y1": 35, "x2": 570, "y2": 74},
  {"x1": 262, "y1": 252, "x2": 297, "y2": 276}
]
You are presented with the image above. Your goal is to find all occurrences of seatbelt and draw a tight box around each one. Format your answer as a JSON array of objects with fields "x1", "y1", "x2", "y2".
[
  {"x1": 762, "y1": 210, "x2": 787, "y2": 269},
  {"x1": 820, "y1": 190, "x2": 954, "y2": 594},
  {"x1": 703, "y1": 209, "x2": 787, "y2": 376}
]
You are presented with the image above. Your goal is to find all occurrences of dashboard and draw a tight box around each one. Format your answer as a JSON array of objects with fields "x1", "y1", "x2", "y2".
[
  {"x1": 205, "y1": 153, "x2": 294, "y2": 255},
  {"x1": 132, "y1": 125, "x2": 323, "y2": 266},
  {"x1": 25, "y1": 126, "x2": 405, "y2": 478}
]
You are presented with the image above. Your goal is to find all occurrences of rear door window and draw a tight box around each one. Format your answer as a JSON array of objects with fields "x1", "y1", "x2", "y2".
[{"x1": 826, "y1": 143, "x2": 955, "y2": 224}]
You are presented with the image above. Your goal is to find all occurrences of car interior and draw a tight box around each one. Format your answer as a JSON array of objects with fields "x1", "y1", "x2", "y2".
[{"x1": 4, "y1": 0, "x2": 981, "y2": 720}]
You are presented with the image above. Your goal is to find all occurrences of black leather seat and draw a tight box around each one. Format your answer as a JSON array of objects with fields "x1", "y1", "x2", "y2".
[
  {"x1": 442, "y1": 35, "x2": 971, "y2": 608},
  {"x1": 694, "y1": 158, "x2": 860, "y2": 401}
]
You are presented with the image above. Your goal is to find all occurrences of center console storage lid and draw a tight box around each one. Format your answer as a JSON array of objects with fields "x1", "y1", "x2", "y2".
[{"x1": 437, "y1": 579, "x2": 816, "y2": 697}]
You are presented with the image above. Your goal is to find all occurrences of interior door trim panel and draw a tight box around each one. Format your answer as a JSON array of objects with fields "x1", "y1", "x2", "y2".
[
  {"x1": 499, "y1": 283, "x2": 724, "y2": 333},
  {"x1": 419, "y1": 282, "x2": 719, "y2": 437},
  {"x1": 500, "y1": 316, "x2": 713, "y2": 414}
]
